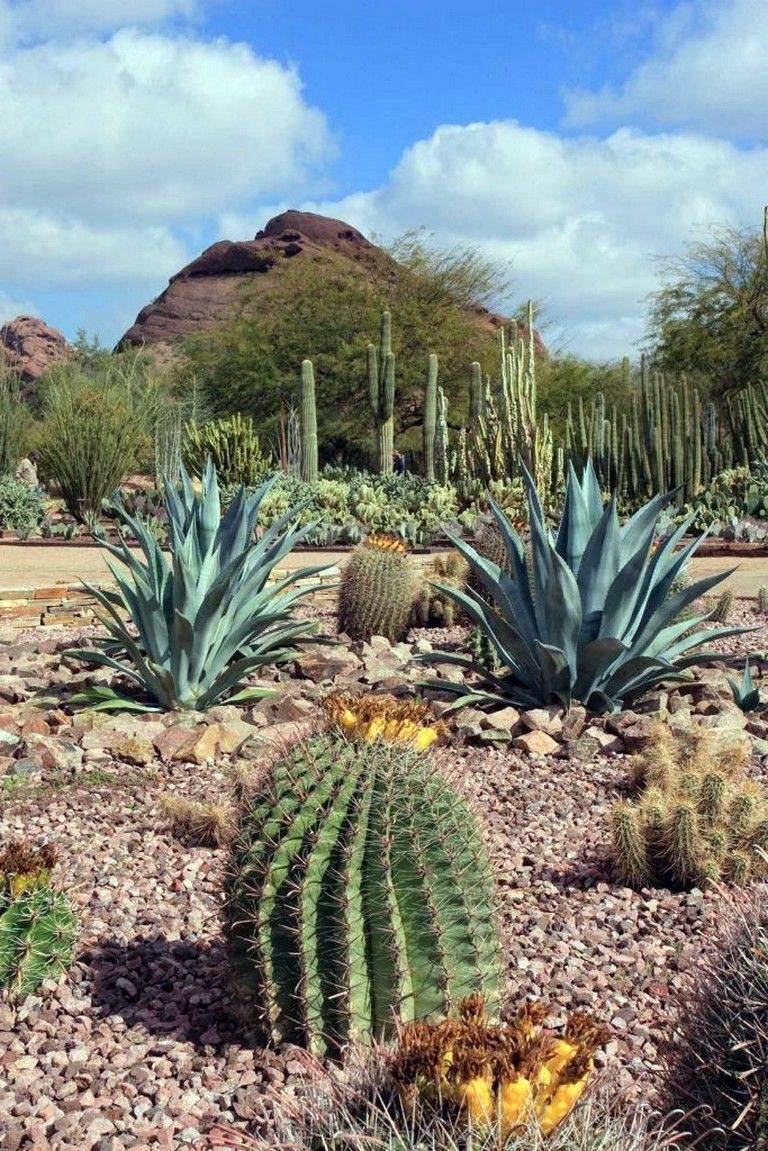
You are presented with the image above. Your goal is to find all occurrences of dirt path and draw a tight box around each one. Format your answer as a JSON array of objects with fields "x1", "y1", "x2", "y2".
[{"x1": 0, "y1": 544, "x2": 766, "y2": 596}]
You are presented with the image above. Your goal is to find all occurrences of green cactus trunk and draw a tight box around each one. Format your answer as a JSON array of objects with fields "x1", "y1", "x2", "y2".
[
  {"x1": 226, "y1": 731, "x2": 502, "y2": 1056},
  {"x1": 0, "y1": 888, "x2": 76, "y2": 1002},
  {"x1": 368, "y1": 311, "x2": 396, "y2": 475},
  {"x1": 422, "y1": 353, "x2": 438, "y2": 483},
  {"x1": 299, "y1": 359, "x2": 318, "y2": 482}
]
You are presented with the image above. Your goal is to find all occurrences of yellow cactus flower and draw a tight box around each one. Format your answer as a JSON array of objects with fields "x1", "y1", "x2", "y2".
[
  {"x1": 457, "y1": 1074, "x2": 494, "y2": 1126},
  {"x1": 498, "y1": 1075, "x2": 533, "y2": 1136},
  {"x1": 543, "y1": 1038, "x2": 578, "y2": 1079},
  {"x1": 536, "y1": 1073, "x2": 590, "y2": 1134},
  {"x1": 323, "y1": 692, "x2": 444, "y2": 751}
]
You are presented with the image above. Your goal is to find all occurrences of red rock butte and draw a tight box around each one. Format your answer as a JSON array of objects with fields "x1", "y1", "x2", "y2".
[{"x1": 0, "y1": 316, "x2": 72, "y2": 392}]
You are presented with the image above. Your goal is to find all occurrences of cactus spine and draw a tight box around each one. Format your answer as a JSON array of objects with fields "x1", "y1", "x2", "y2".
[
  {"x1": 299, "y1": 358, "x2": 318, "y2": 482},
  {"x1": 367, "y1": 311, "x2": 396, "y2": 475},
  {"x1": 337, "y1": 533, "x2": 418, "y2": 642},
  {"x1": 422, "y1": 353, "x2": 438, "y2": 482},
  {"x1": 226, "y1": 730, "x2": 501, "y2": 1055},
  {"x1": 0, "y1": 843, "x2": 76, "y2": 1003}
]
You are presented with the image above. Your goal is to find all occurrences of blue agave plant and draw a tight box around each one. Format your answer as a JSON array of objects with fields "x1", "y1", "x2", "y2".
[
  {"x1": 423, "y1": 461, "x2": 749, "y2": 713},
  {"x1": 728, "y1": 660, "x2": 761, "y2": 712},
  {"x1": 69, "y1": 462, "x2": 330, "y2": 711}
]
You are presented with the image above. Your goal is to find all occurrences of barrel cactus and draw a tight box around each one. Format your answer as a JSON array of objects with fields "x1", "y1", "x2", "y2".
[
  {"x1": 0, "y1": 842, "x2": 76, "y2": 1003},
  {"x1": 225, "y1": 724, "x2": 501, "y2": 1056},
  {"x1": 338, "y1": 532, "x2": 418, "y2": 642}
]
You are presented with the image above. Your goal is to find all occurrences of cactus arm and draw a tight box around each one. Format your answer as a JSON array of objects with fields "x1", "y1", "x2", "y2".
[{"x1": 300, "y1": 359, "x2": 318, "y2": 483}]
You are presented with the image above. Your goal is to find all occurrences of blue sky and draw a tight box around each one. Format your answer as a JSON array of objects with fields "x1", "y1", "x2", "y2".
[{"x1": 0, "y1": 0, "x2": 766, "y2": 358}]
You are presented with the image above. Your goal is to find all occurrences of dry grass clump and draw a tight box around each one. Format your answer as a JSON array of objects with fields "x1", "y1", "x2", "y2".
[{"x1": 158, "y1": 793, "x2": 236, "y2": 848}]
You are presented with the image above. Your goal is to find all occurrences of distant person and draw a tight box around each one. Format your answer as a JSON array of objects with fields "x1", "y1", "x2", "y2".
[
  {"x1": 393, "y1": 450, "x2": 406, "y2": 475},
  {"x1": 15, "y1": 451, "x2": 38, "y2": 488}
]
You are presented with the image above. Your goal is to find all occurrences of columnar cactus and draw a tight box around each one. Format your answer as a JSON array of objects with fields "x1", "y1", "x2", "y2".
[
  {"x1": 435, "y1": 386, "x2": 449, "y2": 484},
  {"x1": 299, "y1": 358, "x2": 318, "y2": 482},
  {"x1": 367, "y1": 311, "x2": 396, "y2": 475},
  {"x1": 337, "y1": 532, "x2": 418, "y2": 642},
  {"x1": 182, "y1": 413, "x2": 271, "y2": 487},
  {"x1": 226, "y1": 730, "x2": 502, "y2": 1056},
  {"x1": 759, "y1": 584, "x2": 768, "y2": 613},
  {"x1": 0, "y1": 843, "x2": 76, "y2": 1003},
  {"x1": 422, "y1": 353, "x2": 438, "y2": 482}
]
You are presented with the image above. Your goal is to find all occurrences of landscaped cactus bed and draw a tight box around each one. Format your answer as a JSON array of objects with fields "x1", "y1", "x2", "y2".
[{"x1": 0, "y1": 594, "x2": 766, "y2": 1146}]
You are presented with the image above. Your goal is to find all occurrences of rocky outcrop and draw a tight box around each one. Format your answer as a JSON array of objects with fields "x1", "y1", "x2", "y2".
[
  {"x1": 118, "y1": 209, "x2": 546, "y2": 357},
  {"x1": 0, "y1": 316, "x2": 72, "y2": 392},
  {"x1": 118, "y1": 210, "x2": 389, "y2": 349}
]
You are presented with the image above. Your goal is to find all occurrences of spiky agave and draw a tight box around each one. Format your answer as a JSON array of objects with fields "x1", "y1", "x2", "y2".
[
  {"x1": 422, "y1": 460, "x2": 750, "y2": 713},
  {"x1": 68, "y1": 461, "x2": 331, "y2": 711}
]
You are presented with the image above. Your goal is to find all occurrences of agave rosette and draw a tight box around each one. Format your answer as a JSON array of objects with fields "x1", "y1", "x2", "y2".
[
  {"x1": 423, "y1": 460, "x2": 750, "y2": 713},
  {"x1": 68, "y1": 461, "x2": 332, "y2": 711}
]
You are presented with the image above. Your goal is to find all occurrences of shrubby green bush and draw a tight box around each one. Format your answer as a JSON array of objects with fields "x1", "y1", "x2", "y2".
[{"x1": 0, "y1": 476, "x2": 45, "y2": 537}]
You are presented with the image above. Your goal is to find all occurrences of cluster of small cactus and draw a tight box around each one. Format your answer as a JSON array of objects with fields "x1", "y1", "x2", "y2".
[
  {"x1": 759, "y1": 584, "x2": 768, "y2": 613},
  {"x1": 324, "y1": 691, "x2": 445, "y2": 750},
  {"x1": 411, "y1": 551, "x2": 469, "y2": 629},
  {"x1": 663, "y1": 886, "x2": 768, "y2": 1151},
  {"x1": 338, "y1": 532, "x2": 418, "y2": 641},
  {"x1": 389, "y1": 994, "x2": 608, "y2": 1139},
  {"x1": 225, "y1": 728, "x2": 501, "y2": 1056},
  {"x1": 182, "y1": 413, "x2": 271, "y2": 487},
  {"x1": 0, "y1": 842, "x2": 76, "y2": 1003},
  {"x1": 710, "y1": 587, "x2": 734, "y2": 624},
  {"x1": 611, "y1": 728, "x2": 768, "y2": 889}
]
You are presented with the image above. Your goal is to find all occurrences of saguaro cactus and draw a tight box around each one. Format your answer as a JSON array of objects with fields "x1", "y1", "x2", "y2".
[
  {"x1": 300, "y1": 358, "x2": 318, "y2": 482},
  {"x1": 367, "y1": 311, "x2": 396, "y2": 474},
  {"x1": 226, "y1": 730, "x2": 502, "y2": 1056},
  {"x1": 422, "y1": 353, "x2": 438, "y2": 482},
  {"x1": 435, "y1": 386, "x2": 449, "y2": 484}
]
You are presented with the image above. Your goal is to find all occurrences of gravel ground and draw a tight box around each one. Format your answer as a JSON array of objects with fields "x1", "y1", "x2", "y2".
[{"x1": 1, "y1": 598, "x2": 767, "y2": 1149}]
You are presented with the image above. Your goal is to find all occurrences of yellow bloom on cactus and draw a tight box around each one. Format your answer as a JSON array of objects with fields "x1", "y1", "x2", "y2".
[
  {"x1": 498, "y1": 1075, "x2": 533, "y2": 1136},
  {"x1": 457, "y1": 1074, "x2": 494, "y2": 1125},
  {"x1": 323, "y1": 692, "x2": 444, "y2": 751},
  {"x1": 537, "y1": 1073, "x2": 591, "y2": 1134},
  {"x1": 544, "y1": 1038, "x2": 579, "y2": 1079}
]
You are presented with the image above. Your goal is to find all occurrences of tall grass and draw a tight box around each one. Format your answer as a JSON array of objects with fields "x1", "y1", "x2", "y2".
[{"x1": 37, "y1": 356, "x2": 157, "y2": 525}]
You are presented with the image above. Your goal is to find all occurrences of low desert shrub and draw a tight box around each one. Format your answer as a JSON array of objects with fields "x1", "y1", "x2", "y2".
[
  {"x1": 610, "y1": 727, "x2": 767, "y2": 889},
  {"x1": 663, "y1": 887, "x2": 768, "y2": 1149},
  {"x1": 0, "y1": 475, "x2": 45, "y2": 537}
]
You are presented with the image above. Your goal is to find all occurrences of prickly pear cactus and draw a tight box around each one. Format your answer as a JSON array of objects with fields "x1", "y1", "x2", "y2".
[
  {"x1": 225, "y1": 731, "x2": 502, "y2": 1056},
  {"x1": 338, "y1": 533, "x2": 418, "y2": 642},
  {"x1": 0, "y1": 842, "x2": 76, "y2": 1003}
]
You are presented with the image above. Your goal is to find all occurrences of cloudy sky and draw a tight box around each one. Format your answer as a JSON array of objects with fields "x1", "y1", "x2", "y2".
[{"x1": 0, "y1": 0, "x2": 765, "y2": 358}]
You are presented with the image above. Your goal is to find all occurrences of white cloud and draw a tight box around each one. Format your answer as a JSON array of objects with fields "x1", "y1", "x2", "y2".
[
  {"x1": 0, "y1": 0, "x2": 201, "y2": 41},
  {"x1": 0, "y1": 29, "x2": 332, "y2": 224},
  {"x1": 308, "y1": 121, "x2": 768, "y2": 359},
  {"x1": 0, "y1": 289, "x2": 33, "y2": 325},
  {"x1": 0, "y1": 208, "x2": 188, "y2": 288},
  {"x1": 565, "y1": 0, "x2": 768, "y2": 138}
]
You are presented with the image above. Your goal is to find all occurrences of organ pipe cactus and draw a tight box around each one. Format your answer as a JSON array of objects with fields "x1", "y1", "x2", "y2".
[
  {"x1": 68, "y1": 462, "x2": 330, "y2": 711},
  {"x1": 422, "y1": 353, "x2": 438, "y2": 482},
  {"x1": 0, "y1": 843, "x2": 76, "y2": 1003},
  {"x1": 422, "y1": 460, "x2": 750, "y2": 713},
  {"x1": 368, "y1": 311, "x2": 396, "y2": 475},
  {"x1": 299, "y1": 358, "x2": 318, "y2": 482},
  {"x1": 226, "y1": 730, "x2": 502, "y2": 1056}
]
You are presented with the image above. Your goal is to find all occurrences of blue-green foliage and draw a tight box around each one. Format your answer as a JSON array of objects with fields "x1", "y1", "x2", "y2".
[
  {"x1": 68, "y1": 461, "x2": 329, "y2": 711},
  {"x1": 728, "y1": 660, "x2": 761, "y2": 712},
  {"x1": 423, "y1": 460, "x2": 748, "y2": 713}
]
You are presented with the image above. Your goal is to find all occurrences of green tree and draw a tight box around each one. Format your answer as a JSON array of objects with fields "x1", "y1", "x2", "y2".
[
  {"x1": 180, "y1": 235, "x2": 512, "y2": 460},
  {"x1": 647, "y1": 214, "x2": 768, "y2": 394}
]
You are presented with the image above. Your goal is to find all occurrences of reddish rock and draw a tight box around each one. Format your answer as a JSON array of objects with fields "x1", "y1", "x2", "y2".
[
  {"x1": 117, "y1": 209, "x2": 546, "y2": 361},
  {"x1": 512, "y1": 729, "x2": 561, "y2": 756},
  {"x1": 0, "y1": 316, "x2": 72, "y2": 393}
]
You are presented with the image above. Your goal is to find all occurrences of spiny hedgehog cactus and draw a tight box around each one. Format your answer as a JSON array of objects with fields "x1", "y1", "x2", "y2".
[
  {"x1": 324, "y1": 691, "x2": 445, "y2": 751},
  {"x1": 759, "y1": 584, "x2": 768, "y2": 613},
  {"x1": 225, "y1": 732, "x2": 502, "y2": 1056},
  {"x1": 411, "y1": 551, "x2": 469, "y2": 629},
  {"x1": 338, "y1": 532, "x2": 418, "y2": 642},
  {"x1": 390, "y1": 994, "x2": 609, "y2": 1138},
  {"x1": 663, "y1": 887, "x2": 768, "y2": 1150},
  {"x1": 611, "y1": 730, "x2": 768, "y2": 890},
  {"x1": 0, "y1": 842, "x2": 76, "y2": 1003},
  {"x1": 710, "y1": 587, "x2": 735, "y2": 624}
]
